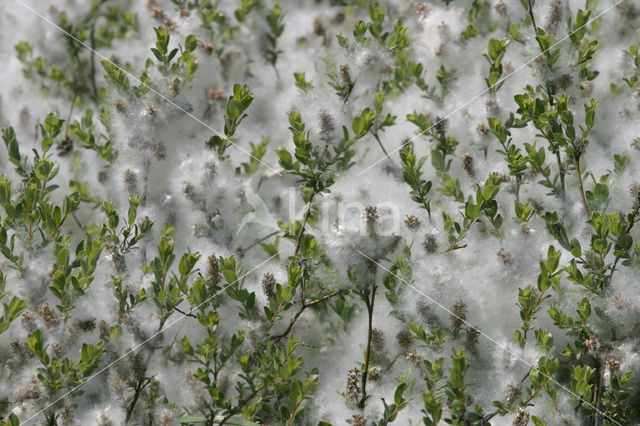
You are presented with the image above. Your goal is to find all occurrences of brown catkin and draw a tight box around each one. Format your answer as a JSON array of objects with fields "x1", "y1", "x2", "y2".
[{"x1": 261, "y1": 273, "x2": 276, "y2": 300}]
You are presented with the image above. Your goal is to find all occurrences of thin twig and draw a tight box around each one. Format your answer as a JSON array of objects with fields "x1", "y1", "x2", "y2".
[
  {"x1": 594, "y1": 358, "x2": 603, "y2": 426},
  {"x1": 608, "y1": 203, "x2": 640, "y2": 286},
  {"x1": 527, "y1": 0, "x2": 539, "y2": 35},
  {"x1": 371, "y1": 130, "x2": 390, "y2": 157},
  {"x1": 236, "y1": 230, "x2": 281, "y2": 255},
  {"x1": 270, "y1": 290, "x2": 341, "y2": 341},
  {"x1": 64, "y1": 92, "x2": 78, "y2": 141},
  {"x1": 174, "y1": 306, "x2": 197, "y2": 318},
  {"x1": 89, "y1": 21, "x2": 98, "y2": 104},
  {"x1": 125, "y1": 376, "x2": 153, "y2": 423},
  {"x1": 217, "y1": 378, "x2": 286, "y2": 425},
  {"x1": 294, "y1": 191, "x2": 315, "y2": 255},
  {"x1": 359, "y1": 281, "x2": 376, "y2": 409},
  {"x1": 575, "y1": 158, "x2": 590, "y2": 217}
]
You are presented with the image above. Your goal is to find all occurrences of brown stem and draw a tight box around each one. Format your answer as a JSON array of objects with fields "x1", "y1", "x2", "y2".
[
  {"x1": 89, "y1": 22, "x2": 98, "y2": 104},
  {"x1": 444, "y1": 210, "x2": 484, "y2": 252},
  {"x1": 294, "y1": 191, "x2": 315, "y2": 255},
  {"x1": 538, "y1": 128, "x2": 565, "y2": 198},
  {"x1": 174, "y1": 306, "x2": 197, "y2": 318},
  {"x1": 484, "y1": 370, "x2": 535, "y2": 422},
  {"x1": 521, "y1": 289, "x2": 547, "y2": 345},
  {"x1": 359, "y1": 282, "x2": 377, "y2": 409},
  {"x1": 64, "y1": 93, "x2": 78, "y2": 141},
  {"x1": 556, "y1": 151, "x2": 566, "y2": 198},
  {"x1": 236, "y1": 230, "x2": 281, "y2": 255},
  {"x1": 270, "y1": 290, "x2": 341, "y2": 341},
  {"x1": 527, "y1": 0, "x2": 539, "y2": 35},
  {"x1": 609, "y1": 204, "x2": 640, "y2": 285},
  {"x1": 575, "y1": 159, "x2": 590, "y2": 217},
  {"x1": 594, "y1": 358, "x2": 603, "y2": 426},
  {"x1": 217, "y1": 378, "x2": 285, "y2": 426},
  {"x1": 125, "y1": 377, "x2": 152, "y2": 423},
  {"x1": 272, "y1": 63, "x2": 281, "y2": 82},
  {"x1": 371, "y1": 130, "x2": 390, "y2": 157}
]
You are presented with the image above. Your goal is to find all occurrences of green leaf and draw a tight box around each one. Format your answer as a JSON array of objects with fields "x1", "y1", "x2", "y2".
[
  {"x1": 482, "y1": 184, "x2": 499, "y2": 202},
  {"x1": 351, "y1": 108, "x2": 376, "y2": 137},
  {"x1": 277, "y1": 148, "x2": 293, "y2": 170},
  {"x1": 109, "y1": 325, "x2": 122, "y2": 341},
  {"x1": 465, "y1": 203, "x2": 481, "y2": 219},
  {"x1": 394, "y1": 382, "x2": 407, "y2": 405},
  {"x1": 44, "y1": 112, "x2": 64, "y2": 139},
  {"x1": 185, "y1": 34, "x2": 198, "y2": 52},
  {"x1": 178, "y1": 414, "x2": 208, "y2": 424},
  {"x1": 5, "y1": 413, "x2": 20, "y2": 426}
]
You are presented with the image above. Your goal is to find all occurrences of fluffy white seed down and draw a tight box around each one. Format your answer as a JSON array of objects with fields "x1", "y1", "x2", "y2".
[{"x1": 1, "y1": 0, "x2": 640, "y2": 425}]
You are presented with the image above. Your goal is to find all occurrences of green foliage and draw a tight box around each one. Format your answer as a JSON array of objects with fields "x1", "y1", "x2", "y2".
[
  {"x1": 547, "y1": 297, "x2": 592, "y2": 356},
  {"x1": 237, "y1": 138, "x2": 269, "y2": 175},
  {"x1": 421, "y1": 357, "x2": 445, "y2": 425},
  {"x1": 585, "y1": 174, "x2": 611, "y2": 214},
  {"x1": 461, "y1": 0, "x2": 486, "y2": 40},
  {"x1": 613, "y1": 153, "x2": 629, "y2": 175},
  {"x1": 488, "y1": 116, "x2": 527, "y2": 200},
  {"x1": 151, "y1": 26, "x2": 199, "y2": 90},
  {"x1": 368, "y1": 91, "x2": 397, "y2": 153},
  {"x1": 622, "y1": 40, "x2": 640, "y2": 90},
  {"x1": 144, "y1": 225, "x2": 201, "y2": 329},
  {"x1": 324, "y1": 58, "x2": 355, "y2": 103},
  {"x1": 408, "y1": 323, "x2": 445, "y2": 351},
  {"x1": 568, "y1": 9, "x2": 600, "y2": 81},
  {"x1": 534, "y1": 28, "x2": 560, "y2": 68},
  {"x1": 26, "y1": 329, "x2": 104, "y2": 395},
  {"x1": 265, "y1": 4, "x2": 285, "y2": 67},
  {"x1": 101, "y1": 59, "x2": 150, "y2": 98},
  {"x1": 0, "y1": 413, "x2": 20, "y2": 426},
  {"x1": 4, "y1": 2, "x2": 640, "y2": 424},
  {"x1": 112, "y1": 275, "x2": 147, "y2": 315},
  {"x1": 293, "y1": 72, "x2": 313, "y2": 92},
  {"x1": 399, "y1": 144, "x2": 432, "y2": 217},
  {"x1": 406, "y1": 113, "x2": 458, "y2": 177},
  {"x1": 443, "y1": 174, "x2": 503, "y2": 251},
  {"x1": 382, "y1": 246, "x2": 413, "y2": 307},
  {"x1": 49, "y1": 231, "x2": 105, "y2": 318},
  {"x1": 412, "y1": 65, "x2": 457, "y2": 105},
  {"x1": 444, "y1": 348, "x2": 485, "y2": 424},
  {"x1": 515, "y1": 92, "x2": 598, "y2": 214},
  {"x1": 235, "y1": 0, "x2": 260, "y2": 23},
  {"x1": 484, "y1": 38, "x2": 509, "y2": 94},
  {"x1": 375, "y1": 383, "x2": 408, "y2": 425},
  {"x1": 508, "y1": 23, "x2": 525, "y2": 44},
  {"x1": 70, "y1": 109, "x2": 117, "y2": 163},
  {"x1": 15, "y1": 2, "x2": 138, "y2": 101},
  {"x1": 544, "y1": 207, "x2": 640, "y2": 295},
  {"x1": 1, "y1": 123, "x2": 82, "y2": 258},
  {"x1": 524, "y1": 141, "x2": 561, "y2": 196},
  {"x1": 181, "y1": 332, "x2": 317, "y2": 424},
  {"x1": 526, "y1": 356, "x2": 559, "y2": 403},
  {"x1": 277, "y1": 108, "x2": 375, "y2": 194},
  {"x1": 0, "y1": 269, "x2": 26, "y2": 335},
  {"x1": 514, "y1": 200, "x2": 535, "y2": 229},
  {"x1": 598, "y1": 370, "x2": 635, "y2": 423},
  {"x1": 263, "y1": 262, "x2": 303, "y2": 326},
  {"x1": 514, "y1": 246, "x2": 561, "y2": 347},
  {"x1": 103, "y1": 24, "x2": 197, "y2": 98},
  {"x1": 102, "y1": 194, "x2": 153, "y2": 253},
  {"x1": 207, "y1": 84, "x2": 255, "y2": 157}
]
